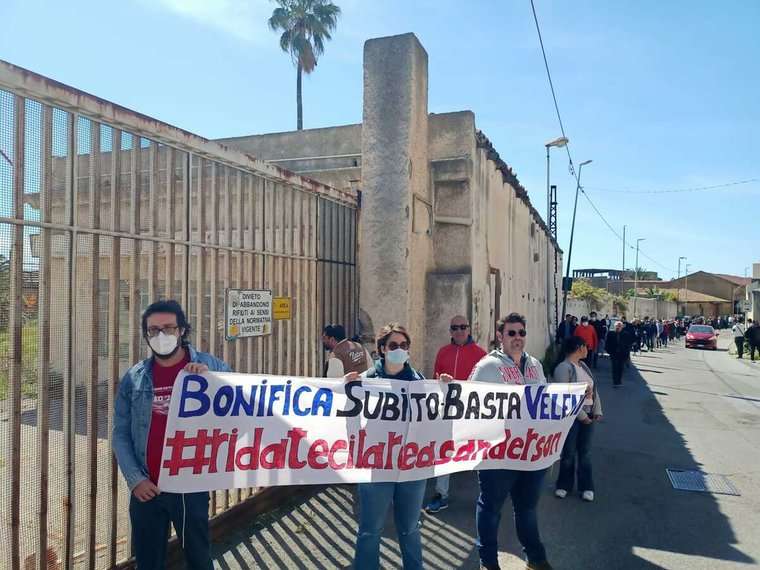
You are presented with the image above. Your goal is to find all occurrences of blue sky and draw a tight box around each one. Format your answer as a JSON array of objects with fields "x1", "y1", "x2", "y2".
[{"x1": 2, "y1": 0, "x2": 758, "y2": 279}]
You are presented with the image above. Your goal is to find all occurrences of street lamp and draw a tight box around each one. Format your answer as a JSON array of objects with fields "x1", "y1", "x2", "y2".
[
  {"x1": 684, "y1": 262, "x2": 691, "y2": 317},
  {"x1": 560, "y1": 159, "x2": 592, "y2": 325},
  {"x1": 633, "y1": 238, "x2": 645, "y2": 317},
  {"x1": 545, "y1": 136, "x2": 569, "y2": 223},
  {"x1": 545, "y1": 136, "x2": 568, "y2": 343}
]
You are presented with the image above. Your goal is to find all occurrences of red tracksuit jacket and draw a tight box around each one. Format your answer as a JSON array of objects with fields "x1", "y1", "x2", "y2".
[{"x1": 434, "y1": 339, "x2": 487, "y2": 380}]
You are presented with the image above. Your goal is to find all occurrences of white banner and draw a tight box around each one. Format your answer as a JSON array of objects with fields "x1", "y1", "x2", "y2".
[{"x1": 158, "y1": 372, "x2": 587, "y2": 492}]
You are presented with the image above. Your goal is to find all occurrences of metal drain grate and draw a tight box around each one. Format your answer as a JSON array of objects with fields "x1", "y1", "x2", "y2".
[{"x1": 666, "y1": 469, "x2": 741, "y2": 496}]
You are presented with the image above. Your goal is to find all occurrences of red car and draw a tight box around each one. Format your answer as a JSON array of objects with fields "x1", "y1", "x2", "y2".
[{"x1": 685, "y1": 324, "x2": 718, "y2": 350}]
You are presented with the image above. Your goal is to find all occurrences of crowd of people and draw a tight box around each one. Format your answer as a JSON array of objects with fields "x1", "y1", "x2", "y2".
[{"x1": 113, "y1": 298, "x2": 755, "y2": 570}]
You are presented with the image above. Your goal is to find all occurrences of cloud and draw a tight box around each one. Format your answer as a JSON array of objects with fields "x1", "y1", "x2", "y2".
[{"x1": 144, "y1": 0, "x2": 274, "y2": 44}]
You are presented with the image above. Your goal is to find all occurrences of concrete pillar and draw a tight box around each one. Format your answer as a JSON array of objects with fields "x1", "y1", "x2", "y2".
[{"x1": 359, "y1": 33, "x2": 430, "y2": 361}]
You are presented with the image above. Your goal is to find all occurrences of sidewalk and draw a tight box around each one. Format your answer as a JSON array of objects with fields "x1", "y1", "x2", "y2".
[{"x1": 206, "y1": 349, "x2": 756, "y2": 569}]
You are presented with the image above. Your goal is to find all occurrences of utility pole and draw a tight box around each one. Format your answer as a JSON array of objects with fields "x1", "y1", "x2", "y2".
[
  {"x1": 622, "y1": 225, "x2": 626, "y2": 283},
  {"x1": 684, "y1": 262, "x2": 691, "y2": 317},
  {"x1": 633, "y1": 238, "x2": 645, "y2": 317},
  {"x1": 560, "y1": 159, "x2": 592, "y2": 324}
]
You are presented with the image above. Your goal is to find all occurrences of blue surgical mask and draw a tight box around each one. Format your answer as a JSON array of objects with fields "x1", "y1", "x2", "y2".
[{"x1": 385, "y1": 348, "x2": 409, "y2": 365}]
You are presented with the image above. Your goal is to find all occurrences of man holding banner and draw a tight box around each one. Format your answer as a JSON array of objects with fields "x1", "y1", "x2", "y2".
[
  {"x1": 155, "y1": 317, "x2": 584, "y2": 570},
  {"x1": 113, "y1": 300, "x2": 230, "y2": 570},
  {"x1": 469, "y1": 313, "x2": 554, "y2": 570}
]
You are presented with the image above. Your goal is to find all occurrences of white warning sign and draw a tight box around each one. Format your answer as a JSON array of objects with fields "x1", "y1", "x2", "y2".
[{"x1": 225, "y1": 289, "x2": 272, "y2": 339}]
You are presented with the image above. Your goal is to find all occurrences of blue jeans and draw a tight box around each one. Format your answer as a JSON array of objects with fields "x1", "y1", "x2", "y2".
[
  {"x1": 556, "y1": 420, "x2": 595, "y2": 492},
  {"x1": 476, "y1": 469, "x2": 548, "y2": 566},
  {"x1": 355, "y1": 480, "x2": 426, "y2": 569},
  {"x1": 129, "y1": 491, "x2": 212, "y2": 570}
]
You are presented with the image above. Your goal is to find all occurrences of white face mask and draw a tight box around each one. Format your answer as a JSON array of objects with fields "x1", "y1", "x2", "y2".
[
  {"x1": 149, "y1": 332, "x2": 179, "y2": 356},
  {"x1": 581, "y1": 322, "x2": 588, "y2": 327},
  {"x1": 385, "y1": 348, "x2": 409, "y2": 365}
]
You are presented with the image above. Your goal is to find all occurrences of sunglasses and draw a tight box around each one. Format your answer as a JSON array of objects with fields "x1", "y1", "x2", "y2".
[
  {"x1": 387, "y1": 341, "x2": 410, "y2": 351},
  {"x1": 450, "y1": 324, "x2": 470, "y2": 331},
  {"x1": 505, "y1": 329, "x2": 527, "y2": 337}
]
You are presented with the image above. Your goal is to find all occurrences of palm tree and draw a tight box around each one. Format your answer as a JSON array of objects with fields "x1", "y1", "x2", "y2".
[{"x1": 268, "y1": 0, "x2": 341, "y2": 130}]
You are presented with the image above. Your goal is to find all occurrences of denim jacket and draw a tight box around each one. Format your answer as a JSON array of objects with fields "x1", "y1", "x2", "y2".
[{"x1": 112, "y1": 345, "x2": 230, "y2": 491}]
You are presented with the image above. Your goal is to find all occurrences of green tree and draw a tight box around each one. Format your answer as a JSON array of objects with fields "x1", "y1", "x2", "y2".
[
  {"x1": 269, "y1": 0, "x2": 341, "y2": 130},
  {"x1": 570, "y1": 279, "x2": 606, "y2": 311}
]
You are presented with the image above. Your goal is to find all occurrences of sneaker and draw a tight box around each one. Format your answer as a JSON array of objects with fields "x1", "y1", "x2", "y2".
[
  {"x1": 554, "y1": 489, "x2": 567, "y2": 499},
  {"x1": 480, "y1": 563, "x2": 501, "y2": 570},
  {"x1": 424, "y1": 494, "x2": 448, "y2": 514},
  {"x1": 526, "y1": 561, "x2": 554, "y2": 570},
  {"x1": 582, "y1": 490, "x2": 595, "y2": 502}
]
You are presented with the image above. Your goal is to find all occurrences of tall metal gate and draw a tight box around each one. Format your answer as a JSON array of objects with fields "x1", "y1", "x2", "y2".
[{"x1": 0, "y1": 60, "x2": 358, "y2": 569}]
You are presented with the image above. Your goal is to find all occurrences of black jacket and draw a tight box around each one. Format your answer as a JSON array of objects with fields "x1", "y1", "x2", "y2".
[
  {"x1": 747, "y1": 324, "x2": 760, "y2": 345},
  {"x1": 556, "y1": 321, "x2": 576, "y2": 343},
  {"x1": 606, "y1": 329, "x2": 633, "y2": 357}
]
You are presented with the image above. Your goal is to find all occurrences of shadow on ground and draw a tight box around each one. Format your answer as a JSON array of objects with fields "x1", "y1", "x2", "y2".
[{"x1": 205, "y1": 354, "x2": 754, "y2": 569}]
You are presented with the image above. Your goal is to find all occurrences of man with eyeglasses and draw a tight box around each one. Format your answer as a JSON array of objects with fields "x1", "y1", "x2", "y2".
[
  {"x1": 113, "y1": 299, "x2": 230, "y2": 570},
  {"x1": 424, "y1": 315, "x2": 486, "y2": 514},
  {"x1": 469, "y1": 313, "x2": 553, "y2": 570}
]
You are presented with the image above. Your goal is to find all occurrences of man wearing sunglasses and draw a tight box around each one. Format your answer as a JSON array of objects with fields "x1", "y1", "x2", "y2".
[
  {"x1": 424, "y1": 315, "x2": 487, "y2": 514},
  {"x1": 113, "y1": 300, "x2": 230, "y2": 570},
  {"x1": 469, "y1": 313, "x2": 553, "y2": 570}
]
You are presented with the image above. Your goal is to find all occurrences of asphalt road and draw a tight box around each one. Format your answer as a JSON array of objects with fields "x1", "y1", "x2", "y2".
[{"x1": 209, "y1": 336, "x2": 760, "y2": 569}]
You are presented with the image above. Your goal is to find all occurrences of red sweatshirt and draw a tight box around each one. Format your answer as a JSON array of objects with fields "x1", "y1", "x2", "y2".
[
  {"x1": 573, "y1": 324, "x2": 598, "y2": 351},
  {"x1": 434, "y1": 339, "x2": 487, "y2": 380}
]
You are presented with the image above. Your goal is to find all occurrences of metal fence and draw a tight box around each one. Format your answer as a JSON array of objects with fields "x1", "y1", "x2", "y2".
[{"x1": 0, "y1": 60, "x2": 358, "y2": 569}]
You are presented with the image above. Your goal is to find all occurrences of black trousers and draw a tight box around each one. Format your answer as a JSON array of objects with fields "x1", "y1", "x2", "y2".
[
  {"x1": 129, "y1": 491, "x2": 212, "y2": 570},
  {"x1": 611, "y1": 355, "x2": 626, "y2": 385},
  {"x1": 751, "y1": 342, "x2": 759, "y2": 361},
  {"x1": 735, "y1": 337, "x2": 744, "y2": 358}
]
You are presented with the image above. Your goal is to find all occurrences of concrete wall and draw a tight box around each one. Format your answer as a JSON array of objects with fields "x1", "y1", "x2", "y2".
[
  {"x1": 221, "y1": 33, "x2": 562, "y2": 375},
  {"x1": 566, "y1": 297, "x2": 678, "y2": 320},
  {"x1": 216, "y1": 124, "x2": 362, "y2": 192}
]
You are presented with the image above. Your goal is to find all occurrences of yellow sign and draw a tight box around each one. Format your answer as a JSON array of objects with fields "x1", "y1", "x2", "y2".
[{"x1": 273, "y1": 297, "x2": 292, "y2": 320}]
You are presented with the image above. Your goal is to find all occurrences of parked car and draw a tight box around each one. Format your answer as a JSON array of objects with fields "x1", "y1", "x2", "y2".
[{"x1": 685, "y1": 324, "x2": 718, "y2": 350}]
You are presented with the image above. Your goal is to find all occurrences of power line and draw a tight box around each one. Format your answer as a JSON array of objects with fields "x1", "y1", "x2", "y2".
[
  {"x1": 586, "y1": 178, "x2": 759, "y2": 195},
  {"x1": 529, "y1": 0, "x2": 678, "y2": 276}
]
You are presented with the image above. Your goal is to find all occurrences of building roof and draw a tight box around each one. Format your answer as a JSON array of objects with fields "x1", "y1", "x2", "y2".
[
  {"x1": 714, "y1": 274, "x2": 751, "y2": 287},
  {"x1": 660, "y1": 288, "x2": 729, "y2": 303}
]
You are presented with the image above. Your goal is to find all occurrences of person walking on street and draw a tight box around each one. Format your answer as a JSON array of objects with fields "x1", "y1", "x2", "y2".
[
  {"x1": 556, "y1": 314, "x2": 576, "y2": 345},
  {"x1": 425, "y1": 315, "x2": 486, "y2": 514},
  {"x1": 573, "y1": 316, "x2": 598, "y2": 368},
  {"x1": 589, "y1": 312, "x2": 607, "y2": 367},
  {"x1": 322, "y1": 324, "x2": 373, "y2": 377},
  {"x1": 732, "y1": 319, "x2": 747, "y2": 359},
  {"x1": 746, "y1": 319, "x2": 760, "y2": 362},
  {"x1": 113, "y1": 300, "x2": 231, "y2": 570},
  {"x1": 606, "y1": 321, "x2": 632, "y2": 387},
  {"x1": 345, "y1": 323, "x2": 453, "y2": 570},
  {"x1": 470, "y1": 313, "x2": 554, "y2": 570},
  {"x1": 551, "y1": 337, "x2": 603, "y2": 502}
]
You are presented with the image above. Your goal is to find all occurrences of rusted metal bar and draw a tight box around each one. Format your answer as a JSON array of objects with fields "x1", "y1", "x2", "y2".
[
  {"x1": 222, "y1": 167, "x2": 232, "y2": 511},
  {"x1": 294, "y1": 191, "x2": 303, "y2": 377},
  {"x1": 310, "y1": 195, "x2": 318, "y2": 376},
  {"x1": 208, "y1": 162, "x2": 219, "y2": 515},
  {"x1": 107, "y1": 129, "x2": 122, "y2": 569},
  {"x1": 194, "y1": 156, "x2": 206, "y2": 351},
  {"x1": 7, "y1": 94, "x2": 25, "y2": 570},
  {"x1": 35, "y1": 103, "x2": 53, "y2": 570},
  {"x1": 148, "y1": 143, "x2": 158, "y2": 301},
  {"x1": 85, "y1": 119, "x2": 102, "y2": 570},
  {"x1": 165, "y1": 147, "x2": 176, "y2": 299},
  {"x1": 128, "y1": 138, "x2": 142, "y2": 366},
  {"x1": 276, "y1": 184, "x2": 284, "y2": 376},
  {"x1": 181, "y1": 152, "x2": 190, "y2": 309},
  {"x1": 62, "y1": 111, "x2": 77, "y2": 570}
]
